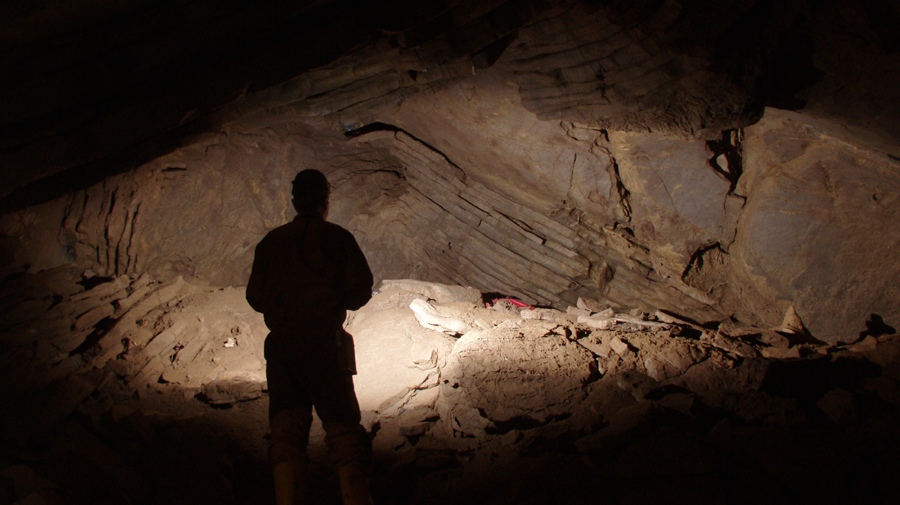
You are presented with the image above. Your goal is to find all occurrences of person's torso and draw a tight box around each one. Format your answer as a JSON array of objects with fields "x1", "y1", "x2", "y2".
[{"x1": 258, "y1": 216, "x2": 347, "y2": 331}]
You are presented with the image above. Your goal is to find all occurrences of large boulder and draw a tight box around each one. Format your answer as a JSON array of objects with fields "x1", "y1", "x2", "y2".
[{"x1": 730, "y1": 110, "x2": 900, "y2": 343}]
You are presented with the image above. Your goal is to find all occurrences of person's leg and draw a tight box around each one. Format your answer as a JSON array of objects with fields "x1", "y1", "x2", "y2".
[
  {"x1": 266, "y1": 336, "x2": 314, "y2": 505},
  {"x1": 309, "y1": 371, "x2": 373, "y2": 505},
  {"x1": 269, "y1": 402, "x2": 314, "y2": 468},
  {"x1": 270, "y1": 408, "x2": 312, "y2": 505}
]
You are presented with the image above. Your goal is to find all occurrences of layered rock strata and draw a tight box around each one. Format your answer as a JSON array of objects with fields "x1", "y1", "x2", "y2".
[
  {"x1": 3, "y1": 105, "x2": 898, "y2": 344},
  {"x1": 4, "y1": 0, "x2": 900, "y2": 344}
]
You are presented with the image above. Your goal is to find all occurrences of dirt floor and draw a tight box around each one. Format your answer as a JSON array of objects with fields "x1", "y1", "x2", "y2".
[{"x1": 2, "y1": 271, "x2": 900, "y2": 504}]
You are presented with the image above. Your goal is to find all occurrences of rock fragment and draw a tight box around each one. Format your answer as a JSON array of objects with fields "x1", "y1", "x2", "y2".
[
  {"x1": 758, "y1": 331, "x2": 801, "y2": 359},
  {"x1": 644, "y1": 358, "x2": 665, "y2": 381},
  {"x1": 761, "y1": 346, "x2": 801, "y2": 359},
  {"x1": 522, "y1": 307, "x2": 574, "y2": 324},
  {"x1": 577, "y1": 314, "x2": 614, "y2": 329},
  {"x1": 576, "y1": 297, "x2": 609, "y2": 313},
  {"x1": 616, "y1": 371, "x2": 660, "y2": 401},
  {"x1": 116, "y1": 284, "x2": 151, "y2": 313},
  {"x1": 848, "y1": 336, "x2": 878, "y2": 353},
  {"x1": 610, "y1": 337, "x2": 632, "y2": 356},
  {"x1": 200, "y1": 372, "x2": 264, "y2": 405},
  {"x1": 566, "y1": 306, "x2": 591, "y2": 318},
  {"x1": 73, "y1": 304, "x2": 114, "y2": 331},
  {"x1": 777, "y1": 305, "x2": 806, "y2": 334},
  {"x1": 577, "y1": 333, "x2": 611, "y2": 358},
  {"x1": 409, "y1": 299, "x2": 469, "y2": 334},
  {"x1": 711, "y1": 332, "x2": 759, "y2": 358}
]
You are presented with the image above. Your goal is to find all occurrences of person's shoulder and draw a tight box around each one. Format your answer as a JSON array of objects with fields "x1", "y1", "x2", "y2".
[
  {"x1": 321, "y1": 220, "x2": 357, "y2": 240},
  {"x1": 269, "y1": 220, "x2": 300, "y2": 235},
  {"x1": 318, "y1": 221, "x2": 363, "y2": 252},
  {"x1": 258, "y1": 220, "x2": 299, "y2": 245},
  {"x1": 320, "y1": 219, "x2": 350, "y2": 233}
]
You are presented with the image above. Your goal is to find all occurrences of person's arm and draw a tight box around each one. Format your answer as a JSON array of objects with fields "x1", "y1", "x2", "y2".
[
  {"x1": 246, "y1": 239, "x2": 268, "y2": 313},
  {"x1": 341, "y1": 233, "x2": 374, "y2": 311}
]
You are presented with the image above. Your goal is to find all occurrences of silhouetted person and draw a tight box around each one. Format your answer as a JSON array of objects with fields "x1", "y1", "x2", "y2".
[{"x1": 246, "y1": 169, "x2": 374, "y2": 505}]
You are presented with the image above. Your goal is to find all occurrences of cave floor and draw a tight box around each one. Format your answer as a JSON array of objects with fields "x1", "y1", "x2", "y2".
[
  {"x1": 3, "y1": 272, "x2": 900, "y2": 504},
  {"x1": 14, "y1": 377, "x2": 896, "y2": 505}
]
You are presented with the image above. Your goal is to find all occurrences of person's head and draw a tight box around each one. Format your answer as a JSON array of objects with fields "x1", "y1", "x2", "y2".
[{"x1": 291, "y1": 169, "x2": 330, "y2": 217}]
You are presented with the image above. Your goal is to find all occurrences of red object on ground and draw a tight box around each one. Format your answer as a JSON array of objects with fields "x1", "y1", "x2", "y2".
[{"x1": 491, "y1": 297, "x2": 535, "y2": 310}]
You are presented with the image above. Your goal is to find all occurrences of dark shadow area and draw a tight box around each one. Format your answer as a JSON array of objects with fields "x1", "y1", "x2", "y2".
[
  {"x1": 4, "y1": 343, "x2": 900, "y2": 505},
  {"x1": 859, "y1": 313, "x2": 897, "y2": 341},
  {"x1": 68, "y1": 316, "x2": 117, "y2": 357}
]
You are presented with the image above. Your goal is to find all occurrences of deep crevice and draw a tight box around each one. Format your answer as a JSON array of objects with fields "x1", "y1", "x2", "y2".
[
  {"x1": 342, "y1": 122, "x2": 402, "y2": 138},
  {"x1": 485, "y1": 413, "x2": 572, "y2": 435},
  {"x1": 496, "y1": 209, "x2": 547, "y2": 244},
  {"x1": 78, "y1": 275, "x2": 116, "y2": 290},
  {"x1": 457, "y1": 194, "x2": 490, "y2": 215},
  {"x1": 344, "y1": 121, "x2": 467, "y2": 180},
  {"x1": 610, "y1": 157, "x2": 632, "y2": 222},
  {"x1": 472, "y1": 32, "x2": 519, "y2": 70},
  {"x1": 707, "y1": 128, "x2": 744, "y2": 194}
]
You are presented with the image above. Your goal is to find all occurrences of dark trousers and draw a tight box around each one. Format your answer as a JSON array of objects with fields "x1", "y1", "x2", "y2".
[{"x1": 265, "y1": 331, "x2": 371, "y2": 468}]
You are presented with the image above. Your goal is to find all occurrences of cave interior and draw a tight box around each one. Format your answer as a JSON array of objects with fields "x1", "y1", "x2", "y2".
[{"x1": 2, "y1": 1, "x2": 900, "y2": 504}]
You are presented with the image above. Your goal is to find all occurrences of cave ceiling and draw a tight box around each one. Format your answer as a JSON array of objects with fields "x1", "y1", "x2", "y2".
[
  {"x1": 2, "y1": 0, "x2": 900, "y2": 344},
  {"x1": 2, "y1": 0, "x2": 899, "y2": 209}
]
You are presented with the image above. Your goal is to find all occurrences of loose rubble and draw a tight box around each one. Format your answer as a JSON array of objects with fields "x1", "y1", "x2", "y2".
[{"x1": 1, "y1": 271, "x2": 899, "y2": 504}]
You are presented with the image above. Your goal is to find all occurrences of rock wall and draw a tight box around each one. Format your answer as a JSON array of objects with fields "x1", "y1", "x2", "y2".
[
  {"x1": 731, "y1": 110, "x2": 900, "y2": 341},
  {"x1": 3, "y1": 0, "x2": 900, "y2": 344},
  {"x1": 3, "y1": 101, "x2": 898, "y2": 343},
  {"x1": 1, "y1": 118, "x2": 410, "y2": 287}
]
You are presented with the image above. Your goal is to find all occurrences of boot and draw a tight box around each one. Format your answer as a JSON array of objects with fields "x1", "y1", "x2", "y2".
[
  {"x1": 338, "y1": 463, "x2": 374, "y2": 505},
  {"x1": 273, "y1": 459, "x2": 307, "y2": 505}
]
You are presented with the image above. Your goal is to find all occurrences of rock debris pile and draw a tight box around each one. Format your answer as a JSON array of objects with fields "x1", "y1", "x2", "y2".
[
  {"x1": 346, "y1": 280, "x2": 900, "y2": 504},
  {"x1": 1, "y1": 272, "x2": 899, "y2": 504},
  {"x1": 1, "y1": 267, "x2": 271, "y2": 505}
]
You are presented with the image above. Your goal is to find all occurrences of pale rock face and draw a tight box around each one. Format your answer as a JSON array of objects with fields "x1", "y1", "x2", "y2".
[
  {"x1": 379, "y1": 72, "x2": 621, "y2": 220},
  {"x1": 2, "y1": 2, "x2": 900, "y2": 345},
  {"x1": 2, "y1": 105, "x2": 898, "y2": 344},
  {"x1": 609, "y1": 131, "x2": 735, "y2": 261},
  {"x1": 730, "y1": 110, "x2": 900, "y2": 342}
]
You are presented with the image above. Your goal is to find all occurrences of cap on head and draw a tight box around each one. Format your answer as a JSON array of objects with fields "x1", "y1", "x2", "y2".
[{"x1": 291, "y1": 169, "x2": 330, "y2": 213}]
